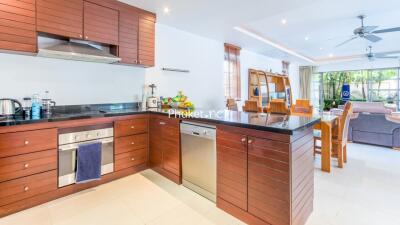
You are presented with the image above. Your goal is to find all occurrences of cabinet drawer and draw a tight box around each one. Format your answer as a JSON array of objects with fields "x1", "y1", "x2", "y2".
[
  {"x1": 0, "y1": 150, "x2": 57, "y2": 183},
  {"x1": 115, "y1": 148, "x2": 148, "y2": 171},
  {"x1": 115, "y1": 118, "x2": 148, "y2": 137},
  {"x1": 0, "y1": 129, "x2": 57, "y2": 158},
  {"x1": 115, "y1": 133, "x2": 148, "y2": 154},
  {"x1": 0, "y1": 170, "x2": 57, "y2": 207}
]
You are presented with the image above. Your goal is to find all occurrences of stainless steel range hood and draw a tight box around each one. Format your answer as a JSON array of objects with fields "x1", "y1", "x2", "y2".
[{"x1": 37, "y1": 39, "x2": 121, "y2": 64}]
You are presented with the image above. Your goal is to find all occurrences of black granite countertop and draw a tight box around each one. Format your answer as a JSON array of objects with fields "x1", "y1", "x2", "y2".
[{"x1": 0, "y1": 103, "x2": 321, "y2": 134}]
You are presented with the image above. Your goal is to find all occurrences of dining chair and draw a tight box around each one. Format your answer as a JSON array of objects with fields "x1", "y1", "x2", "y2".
[
  {"x1": 226, "y1": 98, "x2": 238, "y2": 111},
  {"x1": 314, "y1": 102, "x2": 353, "y2": 168},
  {"x1": 264, "y1": 99, "x2": 290, "y2": 114},
  {"x1": 242, "y1": 100, "x2": 262, "y2": 113},
  {"x1": 291, "y1": 99, "x2": 313, "y2": 116}
]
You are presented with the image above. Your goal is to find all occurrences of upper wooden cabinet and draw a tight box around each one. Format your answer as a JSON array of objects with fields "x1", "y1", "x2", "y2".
[
  {"x1": 36, "y1": 0, "x2": 83, "y2": 39},
  {"x1": 0, "y1": 0, "x2": 155, "y2": 66},
  {"x1": 0, "y1": 0, "x2": 37, "y2": 53},
  {"x1": 138, "y1": 12, "x2": 156, "y2": 67},
  {"x1": 118, "y1": 6, "x2": 139, "y2": 64},
  {"x1": 83, "y1": 1, "x2": 119, "y2": 45}
]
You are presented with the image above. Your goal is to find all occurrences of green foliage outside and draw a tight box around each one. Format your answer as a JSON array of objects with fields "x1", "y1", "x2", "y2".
[{"x1": 321, "y1": 69, "x2": 398, "y2": 110}]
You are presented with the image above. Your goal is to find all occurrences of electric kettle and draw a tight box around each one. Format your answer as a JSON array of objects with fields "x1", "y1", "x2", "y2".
[{"x1": 0, "y1": 98, "x2": 22, "y2": 117}]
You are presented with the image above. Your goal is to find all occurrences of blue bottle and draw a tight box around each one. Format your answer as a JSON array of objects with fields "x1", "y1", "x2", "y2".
[{"x1": 31, "y1": 94, "x2": 41, "y2": 119}]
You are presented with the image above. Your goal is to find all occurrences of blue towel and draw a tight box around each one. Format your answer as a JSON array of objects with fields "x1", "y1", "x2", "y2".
[{"x1": 76, "y1": 142, "x2": 102, "y2": 184}]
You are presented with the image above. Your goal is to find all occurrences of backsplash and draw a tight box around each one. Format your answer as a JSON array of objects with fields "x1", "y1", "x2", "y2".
[{"x1": 0, "y1": 53, "x2": 146, "y2": 105}]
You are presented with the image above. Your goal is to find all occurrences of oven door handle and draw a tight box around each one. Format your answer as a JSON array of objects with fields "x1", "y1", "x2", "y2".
[{"x1": 58, "y1": 137, "x2": 114, "y2": 151}]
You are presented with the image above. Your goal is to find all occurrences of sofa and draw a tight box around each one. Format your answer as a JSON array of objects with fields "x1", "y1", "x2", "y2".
[{"x1": 345, "y1": 102, "x2": 400, "y2": 149}]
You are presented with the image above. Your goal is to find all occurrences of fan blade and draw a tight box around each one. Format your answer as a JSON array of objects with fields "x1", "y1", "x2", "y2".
[
  {"x1": 376, "y1": 56, "x2": 399, "y2": 59},
  {"x1": 335, "y1": 36, "x2": 358, "y2": 47},
  {"x1": 364, "y1": 34, "x2": 382, "y2": 42},
  {"x1": 363, "y1": 26, "x2": 378, "y2": 33},
  {"x1": 373, "y1": 27, "x2": 400, "y2": 34}
]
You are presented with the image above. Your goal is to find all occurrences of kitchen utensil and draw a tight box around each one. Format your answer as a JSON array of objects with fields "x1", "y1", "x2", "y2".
[
  {"x1": 147, "y1": 84, "x2": 158, "y2": 108},
  {"x1": 0, "y1": 98, "x2": 22, "y2": 117}
]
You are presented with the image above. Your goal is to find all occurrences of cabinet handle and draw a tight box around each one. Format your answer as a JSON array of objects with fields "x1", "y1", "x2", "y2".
[
  {"x1": 24, "y1": 186, "x2": 29, "y2": 192},
  {"x1": 159, "y1": 122, "x2": 166, "y2": 125},
  {"x1": 24, "y1": 140, "x2": 29, "y2": 145},
  {"x1": 241, "y1": 138, "x2": 246, "y2": 143},
  {"x1": 131, "y1": 142, "x2": 135, "y2": 145},
  {"x1": 85, "y1": 36, "x2": 88, "y2": 39},
  {"x1": 248, "y1": 139, "x2": 253, "y2": 144},
  {"x1": 139, "y1": 60, "x2": 142, "y2": 64},
  {"x1": 24, "y1": 163, "x2": 29, "y2": 168},
  {"x1": 131, "y1": 126, "x2": 135, "y2": 129},
  {"x1": 131, "y1": 157, "x2": 135, "y2": 161},
  {"x1": 134, "y1": 60, "x2": 137, "y2": 63},
  {"x1": 79, "y1": 34, "x2": 82, "y2": 38}
]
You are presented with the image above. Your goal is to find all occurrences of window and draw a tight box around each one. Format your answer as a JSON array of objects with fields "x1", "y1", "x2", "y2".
[
  {"x1": 311, "y1": 73, "x2": 322, "y2": 110},
  {"x1": 314, "y1": 68, "x2": 400, "y2": 110},
  {"x1": 224, "y1": 43, "x2": 241, "y2": 100}
]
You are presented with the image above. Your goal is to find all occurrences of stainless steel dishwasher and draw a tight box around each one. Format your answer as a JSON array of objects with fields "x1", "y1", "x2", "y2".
[{"x1": 180, "y1": 121, "x2": 216, "y2": 202}]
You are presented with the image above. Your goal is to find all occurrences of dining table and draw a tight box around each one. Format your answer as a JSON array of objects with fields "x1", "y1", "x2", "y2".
[{"x1": 313, "y1": 113, "x2": 340, "y2": 173}]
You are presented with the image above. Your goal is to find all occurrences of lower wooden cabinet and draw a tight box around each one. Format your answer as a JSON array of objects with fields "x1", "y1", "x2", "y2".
[
  {"x1": 216, "y1": 129, "x2": 248, "y2": 211},
  {"x1": 0, "y1": 170, "x2": 57, "y2": 207},
  {"x1": 0, "y1": 149, "x2": 57, "y2": 183},
  {"x1": 149, "y1": 115, "x2": 181, "y2": 183},
  {"x1": 114, "y1": 116, "x2": 150, "y2": 171},
  {"x1": 216, "y1": 125, "x2": 314, "y2": 225}
]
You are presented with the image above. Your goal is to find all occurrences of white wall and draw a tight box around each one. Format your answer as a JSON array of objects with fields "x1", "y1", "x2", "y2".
[
  {"x1": 240, "y1": 49, "x2": 300, "y2": 104},
  {"x1": 0, "y1": 23, "x2": 298, "y2": 109},
  {"x1": 145, "y1": 24, "x2": 225, "y2": 109},
  {"x1": 0, "y1": 53, "x2": 145, "y2": 105}
]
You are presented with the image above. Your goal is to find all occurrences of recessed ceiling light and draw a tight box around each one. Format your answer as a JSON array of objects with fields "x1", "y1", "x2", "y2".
[
  {"x1": 281, "y1": 19, "x2": 287, "y2": 25},
  {"x1": 305, "y1": 36, "x2": 309, "y2": 41},
  {"x1": 163, "y1": 7, "x2": 170, "y2": 14},
  {"x1": 329, "y1": 53, "x2": 334, "y2": 57},
  {"x1": 319, "y1": 47, "x2": 324, "y2": 50}
]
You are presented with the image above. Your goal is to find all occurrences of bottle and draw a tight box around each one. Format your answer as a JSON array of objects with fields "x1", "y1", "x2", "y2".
[{"x1": 31, "y1": 94, "x2": 41, "y2": 119}]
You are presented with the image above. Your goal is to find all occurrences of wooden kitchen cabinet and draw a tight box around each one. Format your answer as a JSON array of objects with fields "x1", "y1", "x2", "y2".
[
  {"x1": 83, "y1": 1, "x2": 119, "y2": 45},
  {"x1": 114, "y1": 116, "x2": 149, "y2": 171},
  {"x1": 149, "y1": 115, "x2": 181, "y2": 184},
  {"x1": 138, "y1": 12, "x2": 156, "y2": 67},
  {"x1": 247, "y1": 137, "x2": 291, "y2": 225},
  {"x1": 216, "y1": 129, "x2": 248, "y2": 211},
  {"x1": 36, "y1": 0, "x2": 83, "y2": 39},
  {"x1": 216, "y1": 125, "x2": 314, "y2": 225},
  {"x1": 0, "y1": 0, "x2": 37, "y2": 53},
  {"x1": 118, "y1": 4, "x2": 139, "y2": 64}
]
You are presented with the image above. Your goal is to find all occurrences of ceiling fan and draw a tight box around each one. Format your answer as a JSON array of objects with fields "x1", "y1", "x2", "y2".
[
  {"x1": 365, "y1": 46, "x2": 400, "y2": 61},
  {"x1": 335, "y1": 15, "x2": 400, "y2": 47}
]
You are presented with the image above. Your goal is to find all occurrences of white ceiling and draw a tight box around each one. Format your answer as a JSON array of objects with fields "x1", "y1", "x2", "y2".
[{"x1": 120, "y1": 0, "x2": 400, "y2": 65}]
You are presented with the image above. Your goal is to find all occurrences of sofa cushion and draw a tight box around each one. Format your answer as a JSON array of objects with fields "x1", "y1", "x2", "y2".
[
  {"x1": 352, "y1": 102, "x2": 392, "y2": 114},
  {"x1": 353, "y1": 131, "x2": 393, "y2": 147},
  {"x1": 350, "y1": 113, "x2": 400, "y2": 134}
]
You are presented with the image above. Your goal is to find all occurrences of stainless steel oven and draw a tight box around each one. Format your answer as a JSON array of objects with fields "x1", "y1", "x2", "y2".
[{"x1": 58, "y1": 124, "x2": 114, "y2": 187}]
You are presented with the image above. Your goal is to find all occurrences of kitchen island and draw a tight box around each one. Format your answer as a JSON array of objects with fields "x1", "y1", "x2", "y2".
[{"x1": 0, "y1": 104, "x2": 320, "y2": 225}]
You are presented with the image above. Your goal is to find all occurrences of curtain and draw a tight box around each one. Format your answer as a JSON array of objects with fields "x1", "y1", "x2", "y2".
[{"x1": 299, "y1": 66, "x2": 315, "y2": 100}]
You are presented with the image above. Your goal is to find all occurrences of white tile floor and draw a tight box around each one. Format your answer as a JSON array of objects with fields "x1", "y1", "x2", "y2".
[{"x1": 1, "y1": 143, "x2": 400, "y2": 225}]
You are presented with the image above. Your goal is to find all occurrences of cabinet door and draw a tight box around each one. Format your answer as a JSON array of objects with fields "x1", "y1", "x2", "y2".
[
  {"x1": 0, "y1": 0, "x2": 37, "y2": 52},
  {"x1": 119, "y1": 7, "x2": 138, "y2": 64},
  {"x1": 160, "y1": 118, "x2": 180, "y2": 176},
  {"x1": 247, "y1": 136, "x2": 290, "y2": 225},
  {"x1": 149, "y1": 117, "x2": 163, "y2": 169},
  {"x1": 36, "y1": 0, "x2": 83, "y2": 39},
  {"x1": 138, "y1": 12, "x2": 155, "y2": 67},
  {"x1": 216, "y1": 129, "x2": 248, "y2": 211},
  {"x1": 83, "y1": 1, "x2": 118, "y2": 45}
]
